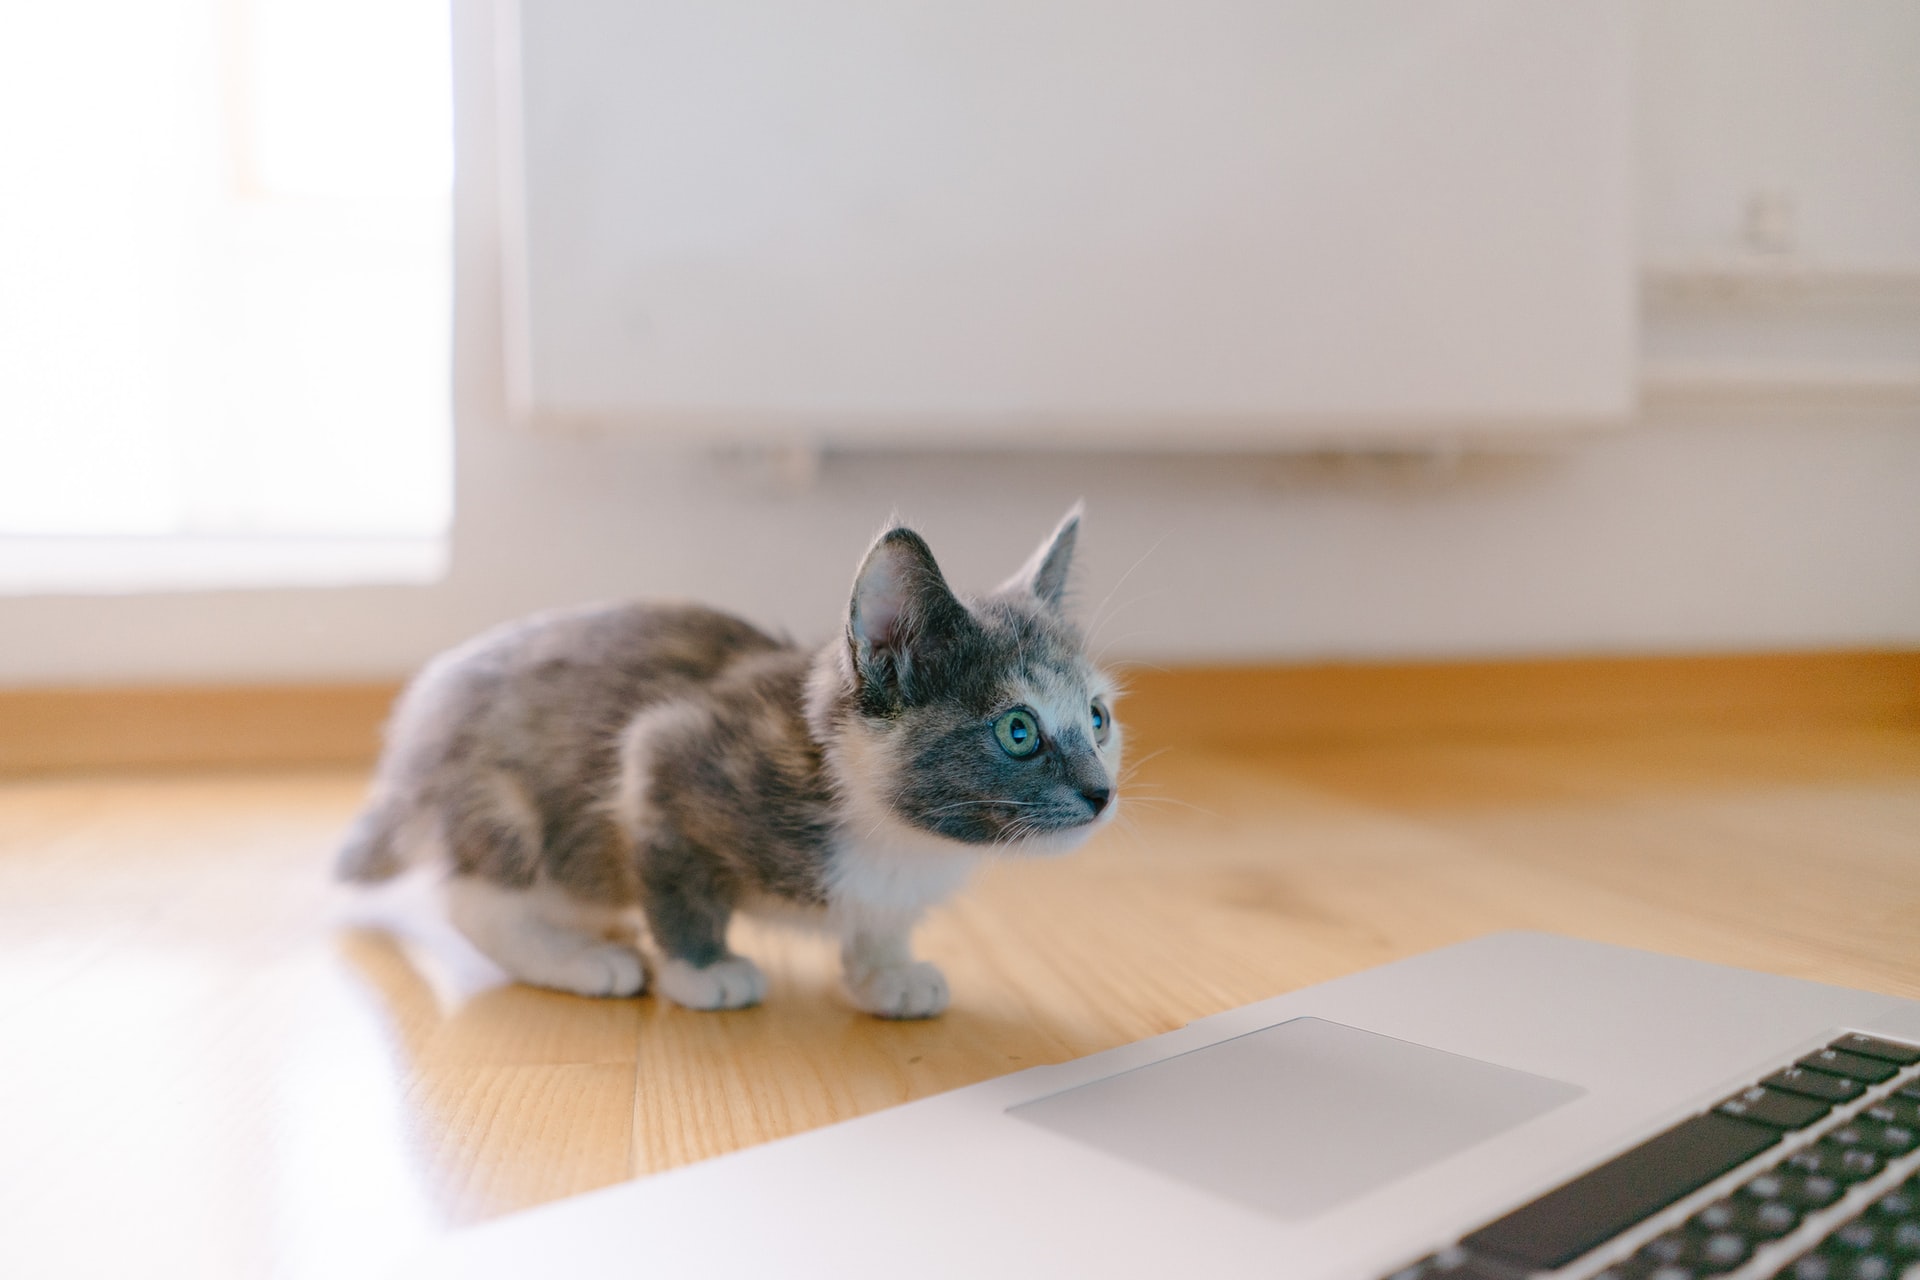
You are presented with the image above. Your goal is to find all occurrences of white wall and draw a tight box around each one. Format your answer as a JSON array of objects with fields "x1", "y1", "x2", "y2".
[
  {"x1": 1640, "y1": 0, "x2": 1920, "y2": 267},
  {"x1": 1, "y1": 0, "x2": 1915, "y2": 687}
]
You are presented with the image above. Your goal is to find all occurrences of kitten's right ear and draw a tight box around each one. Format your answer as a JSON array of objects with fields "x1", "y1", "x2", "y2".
[
  {"x1": 999, "y1": 503, "x2": 1081, "y2": 612},
  {"x1": 847, "y1": 527, "x2": 973, "y2": 702}
]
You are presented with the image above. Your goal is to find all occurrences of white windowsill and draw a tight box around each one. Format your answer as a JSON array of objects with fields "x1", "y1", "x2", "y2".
[{"x1": 0, "y1": 536, "x2": 449, "y2": 596}]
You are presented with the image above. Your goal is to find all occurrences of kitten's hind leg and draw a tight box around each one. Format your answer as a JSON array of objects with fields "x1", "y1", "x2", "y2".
[{"x1": 444, "y1": 877, "x2": 647, "y2": 998}]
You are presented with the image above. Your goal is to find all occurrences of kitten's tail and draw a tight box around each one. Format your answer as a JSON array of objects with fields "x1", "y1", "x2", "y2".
[{"x1": 334, "y1": 797, "x2": 414, "y2": 883}]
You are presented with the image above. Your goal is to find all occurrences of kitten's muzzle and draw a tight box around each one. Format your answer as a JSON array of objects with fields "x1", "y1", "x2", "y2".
[{"x1": 1079, "y1": 786, "x2": 1112, "y2": 817}]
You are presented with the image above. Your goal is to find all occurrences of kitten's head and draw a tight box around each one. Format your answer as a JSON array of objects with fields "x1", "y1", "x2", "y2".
[{"x1": 814, "y1": 506, "x2": 1121, "y2": 855}]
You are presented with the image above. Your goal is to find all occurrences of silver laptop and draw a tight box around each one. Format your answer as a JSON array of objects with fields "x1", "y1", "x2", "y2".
[{"x1": 404, "y1": 932, "x2": 1920, "y2": 1279}]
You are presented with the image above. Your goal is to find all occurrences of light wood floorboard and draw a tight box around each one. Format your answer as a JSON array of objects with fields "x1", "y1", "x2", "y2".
[{"x1": 1, "y1": 723, "x2": 1917, "y2": 1278}]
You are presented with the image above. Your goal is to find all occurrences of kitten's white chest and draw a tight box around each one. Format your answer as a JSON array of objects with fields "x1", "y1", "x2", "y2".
[
  {"x1": 824, "y1": 818, "x2": 979, "y2": 936},
  {"x1": 735, "y1": 822, "x2": 975, "y2": 938},
  {"x1": 814, "y1": 718, "x2": 981, "y2": 931}
]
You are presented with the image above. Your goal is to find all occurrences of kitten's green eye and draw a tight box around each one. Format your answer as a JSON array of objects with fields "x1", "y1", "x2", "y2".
[
  {"x1": 1090, "y1": 700, "x2": 1110, "y2": 745},
  {"x1": 993, "y1": 708, "x2": 1042, "y2": 758}
]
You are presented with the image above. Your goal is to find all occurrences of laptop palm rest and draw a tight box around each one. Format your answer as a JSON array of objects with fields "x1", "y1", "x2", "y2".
[{"x1": 1008, "y1": 1016, "x2": 1583, "y2": 1221}]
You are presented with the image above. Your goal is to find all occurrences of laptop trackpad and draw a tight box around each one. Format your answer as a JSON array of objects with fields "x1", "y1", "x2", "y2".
[{"x1": 1008, "y1": 1016, "x2": 1582, "y2": 1221}]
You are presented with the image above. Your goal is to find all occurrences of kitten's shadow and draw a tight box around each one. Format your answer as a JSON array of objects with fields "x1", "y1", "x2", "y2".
[{"x1": 333, "y1": 899, "x2": 1065, "y2": 1224}]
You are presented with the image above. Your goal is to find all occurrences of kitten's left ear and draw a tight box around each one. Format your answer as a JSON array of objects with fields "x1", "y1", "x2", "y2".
[{"x1": 999, "y1": 503, "x2": 1082, "y2": 612}]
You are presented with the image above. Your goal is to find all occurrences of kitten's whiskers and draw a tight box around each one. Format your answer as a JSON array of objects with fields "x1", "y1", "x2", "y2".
[{"x1": 1086, "y1": 537, "x2": 1164, "y2": 649}]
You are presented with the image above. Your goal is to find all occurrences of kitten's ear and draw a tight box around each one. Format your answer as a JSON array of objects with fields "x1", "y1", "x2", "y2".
[
  {"x1": 847, "y1": 526, "x2": 974, "y2": 698},
  {"x1": 1000, "y1": 503, "x2": 1081, "y2": 612}
]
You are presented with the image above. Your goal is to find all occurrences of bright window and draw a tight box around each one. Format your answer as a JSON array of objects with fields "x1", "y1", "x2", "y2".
[{"x1": 0, "y1": 0, "x2": 452, "y2": 590}]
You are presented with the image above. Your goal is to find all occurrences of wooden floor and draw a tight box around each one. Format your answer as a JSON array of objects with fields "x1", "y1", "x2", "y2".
[{"x1": 2, "y1": 721, "x2": 1918, "y2": 1278}]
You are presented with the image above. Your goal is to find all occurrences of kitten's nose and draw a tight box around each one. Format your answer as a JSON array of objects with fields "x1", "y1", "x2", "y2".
[{"x1": 1080, "y1": 786, "x2": 1111, "y2": 815}]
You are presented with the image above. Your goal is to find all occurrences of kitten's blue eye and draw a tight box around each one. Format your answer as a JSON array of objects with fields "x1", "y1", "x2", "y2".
[
  {"x1": 1090, "y1": 699, "x2": 1111, "y2": 745},
  {"x1": 993, "y1": 708, "x2": 1041, "y2": 758}
]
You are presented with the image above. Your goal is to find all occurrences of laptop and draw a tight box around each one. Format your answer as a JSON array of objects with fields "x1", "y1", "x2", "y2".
[{"x1": 402, "y1": 932, "x2": 1920, "y2": 1279}]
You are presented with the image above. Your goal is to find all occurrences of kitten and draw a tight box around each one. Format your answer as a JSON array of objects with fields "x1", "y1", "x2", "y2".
[{"x1": 336, "y1": 507, "x2": 1120, "y2": 1018}]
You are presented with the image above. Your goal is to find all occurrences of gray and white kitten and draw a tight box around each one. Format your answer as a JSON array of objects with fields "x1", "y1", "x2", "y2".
[{"x1": 337, "y1": 508, "x2": 1120, "y2": 1018}]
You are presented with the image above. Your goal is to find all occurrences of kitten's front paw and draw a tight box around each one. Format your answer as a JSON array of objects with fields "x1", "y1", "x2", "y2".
[
  {"x1": 654, "y1": 954, "x2": 767, "y2": 1011},
  {"x1": 845, "y1": 961, "x2": 950, "y2": 1020}
]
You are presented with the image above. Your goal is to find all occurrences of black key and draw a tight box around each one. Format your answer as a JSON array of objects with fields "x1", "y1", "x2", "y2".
[
  {"x1": 1837, "y1": 1145, "x2": 1885, "y2": 1183},
  {"x1": 1693, "y1": 1231, "x2": 1754, "y2": 1272},
  {"x1": 1814, "y1": 1244, "x2": 1900, "y2": 1280},
  {"x1": 1750, "y1": 1199, "x2": 1805, "y2": 1237},
  {"x1": 1769, "y1": 1067, "x2": 1868, "y2": 1103},
  {"x1": 1831, "y1": 1118, "x2": 1919, "y2": 1156},
  {"x1": 1707, "y1": 1193, "x2": 1802, "y2": 1238},
  {"x1": 1780, "y1": 1254, "x2": 1835, "y2": 1280},
  {"x1": 1642, "y1": 1233, "x2": 1693, "y2": 1265},
  {"x1": 1746, "y1": 1169, "x2": 1843, "y2": 1208},
  {"x1": 1719, "y1": 1086, "x2": 1833, "y2": 1130},
  {"x1": 1868, "y1": 1097, "x2": 1920, "y2": 1128},
  {"x1": 1831, "y1": 1034, "x2": 1920, "y2": 1066},
  {"x1": 1891, "y1": 1223, "x2": 1920, "y2": 1255},
  {"x1": 1637, "y1": 1227, "x2": 1752, "y2": 1275},
  {"x1": 1829, "y1": 1221, "x2": 1885, "y2": 1253},
  {"x1": 1872, "y1": 1122, "x2": 1916, "y2": 1154},
  {"x1": 1867, "y1": 1188, "x2": 1918, "y2": 1221},
  {"x1": 1800, "y1": 1048, "x2": 1901, "y2": 1084},
  {"x1": 1790, "y1": 1141, "x2": 1884, "y2": 1184},
  {"x1": 1462, "y1": 1113, "x2": 1781, "y2": 1271},
  {"x1": 1785, "y1": 1173, "x2": 1847, "y2": 1209}
]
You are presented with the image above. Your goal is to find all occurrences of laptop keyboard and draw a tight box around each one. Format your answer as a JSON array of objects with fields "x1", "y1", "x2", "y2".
[{"x1": 1382, "y1": 1032, "x2": 1920, "y2": 1280}]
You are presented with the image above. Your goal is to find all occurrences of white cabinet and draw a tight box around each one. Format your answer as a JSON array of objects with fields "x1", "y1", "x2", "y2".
[{"x1": 501, "y1": 1, "x2": 1637, "y2": 447}]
